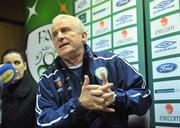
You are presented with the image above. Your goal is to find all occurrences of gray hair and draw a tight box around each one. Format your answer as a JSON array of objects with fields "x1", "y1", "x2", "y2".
[{"x1": 52, "y1": 14, "x2": 85, "y2": 33}]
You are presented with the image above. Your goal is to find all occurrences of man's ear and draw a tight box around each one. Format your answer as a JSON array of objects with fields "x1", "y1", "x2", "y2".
[{"x1": 82, "y1": 32, "x2": 87, "y2": 43}]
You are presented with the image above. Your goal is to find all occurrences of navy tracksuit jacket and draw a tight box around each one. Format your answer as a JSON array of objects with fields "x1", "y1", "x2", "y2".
[{"x1": 35, "y1": 44, "x2": 151, "y2": 128}]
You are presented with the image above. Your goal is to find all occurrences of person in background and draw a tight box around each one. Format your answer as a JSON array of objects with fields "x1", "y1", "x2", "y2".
[
  {"x1": 36, "y1": 14, "x2": 152, "y2": 128},
  {"x1": 1, "y1": 48, "x2": 38, "y2": 128}
]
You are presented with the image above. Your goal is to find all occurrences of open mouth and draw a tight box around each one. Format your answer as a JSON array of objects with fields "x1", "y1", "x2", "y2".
[{"x1": 59, "y1": 42, "x2": 69, "y2": 49}]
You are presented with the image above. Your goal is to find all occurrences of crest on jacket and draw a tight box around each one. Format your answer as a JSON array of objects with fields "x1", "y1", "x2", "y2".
[{"x1": 95, "y1": 67, "x2": 108, "y2": 80}]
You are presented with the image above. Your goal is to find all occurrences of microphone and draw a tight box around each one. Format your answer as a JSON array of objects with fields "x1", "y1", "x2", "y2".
[
  {"x1": 0, "y1": 63, "x2": 16, "y2": 89},
  {"x1": 0, "y1": 63, "x2": 16, "y2": 124}
]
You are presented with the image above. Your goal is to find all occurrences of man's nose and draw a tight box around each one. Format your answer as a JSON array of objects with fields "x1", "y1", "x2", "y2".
[{"x1": 57, "y1": 31, "x2": 64, "y2": 38}]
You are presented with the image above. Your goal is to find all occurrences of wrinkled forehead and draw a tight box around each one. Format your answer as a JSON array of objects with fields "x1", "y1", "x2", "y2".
[{"x1": 52, "y1": 18, "x2": 75, "y2": 30}]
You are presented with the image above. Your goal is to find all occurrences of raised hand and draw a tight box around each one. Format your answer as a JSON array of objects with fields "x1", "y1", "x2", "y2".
[
  {"x1": 79, "y1": 75, "x2": 105, "y2": 111},
  {"x1": 79, "y1": 73, "x2": 115, "y2": 112}
]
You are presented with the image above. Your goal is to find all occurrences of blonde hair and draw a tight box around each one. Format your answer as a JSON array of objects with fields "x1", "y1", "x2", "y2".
[{"x1": 52, "y1": 14, "x2": 85, "y2": 33}]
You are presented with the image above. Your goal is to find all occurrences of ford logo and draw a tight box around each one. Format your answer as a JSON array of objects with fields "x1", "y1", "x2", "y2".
[{"x1": 156, "y1": 63, "x2": 177, "y2": 73}]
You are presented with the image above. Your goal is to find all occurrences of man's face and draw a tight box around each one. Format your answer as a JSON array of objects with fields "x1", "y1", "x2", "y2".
[
  {"x1": 3, "y1": 53, "x2": 27, "y2": 83},
  {"x1": 52, "y1": 18, "x2": 87, "y2": 58}
]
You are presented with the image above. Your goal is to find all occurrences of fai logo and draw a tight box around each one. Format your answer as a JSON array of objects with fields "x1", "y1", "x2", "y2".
[{"x1": 95, "y1": 67, "x2": 108, "y2": 80}]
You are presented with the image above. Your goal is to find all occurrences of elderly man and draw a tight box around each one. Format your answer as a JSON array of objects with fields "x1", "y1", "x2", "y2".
[{"x1": 35, "y1": 14, "x2": 151, "y2": 128}]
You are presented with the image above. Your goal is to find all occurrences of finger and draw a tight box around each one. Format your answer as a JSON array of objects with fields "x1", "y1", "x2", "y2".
[
  {"x1": 83, "y1": 75, "x2": 89, "y2": 87},
  {"x1": 92, "y1": 104, "x2": 104, "y2": 110},
  {"x1": 103, "y1": 107, "x2": 115, "y2": 112},
  {"x1": 85, "y1": 85, "x2": 100, "y2": 90},
  {"x1": 102, "y1": 92, "x2": 114, "y2": 99},
  {"x1": 91, "y1": 96, "x2": 104, "y2": 104},
  {"x1": 89, "y1": 89, "x2": 104, "y2": 96},
  {"x1": 100, "y1": 83, "x2": 113, "y2": 91},
  {"x1": 101, "y1": 72, "x2": 108, "y2": 85}
]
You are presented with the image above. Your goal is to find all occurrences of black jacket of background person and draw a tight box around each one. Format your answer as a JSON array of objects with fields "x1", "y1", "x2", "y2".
[{"x1": 1, "y1": 71, "x2": 38, "y2": 128}]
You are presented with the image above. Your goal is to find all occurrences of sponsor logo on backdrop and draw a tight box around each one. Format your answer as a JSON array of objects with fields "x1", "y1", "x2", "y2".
[
  {"x1": 155, "y1": 41, "x2": 177, "y2": 53},
  {"x1": 75, "y1": 0, "x2": 90, "y2": 14},
  {"x1": 93, "y1": 18, "x2": 111, "y2": 37},
  {"x1": 155, "y1": 88, "x2": 175, "y2": 93},
  {"x1": 122, "y1": 30, "x2": 128, "y2": 37},
  {"x1": 114, "y1": 45, "x2": 138, "y2": 62},
  {"x1": 155, "y1": 103, "x2": 180, "y2": 123},
  {"x1": 154, "y1": 80, "x2": 180, "y2": 100},
  {"x1": 92, "y1": 1, "x2": 111, "y2": 21},
  {"x1": 113, "y1": 27, "x2": 137, "y2": 47},
  {"x1": 160, "y1": 104, "x2": 180, "y2": 123},
  {"x1": 78, "y1": 0, "x2": 87, "y2": 9},
  {"x1": 153, "y1": 57, "x2": 180, "y2": 79},
  {"x1": 116, "y1": 15, "x2": 133, "y2": 25},
  {"x1": 116, "y1": 15, "x2": 133, "y2": 24},
  {"x1": 95, "y1": 20, "x2": 108, "y2": 35},
  {"x1": 113, "y1": 8, "x2": 137, "y2": 29},
  {"x1": 94, "y1": 39, "x2": 109, "y2": 49},
  {"x1": 155, "y1": 17, "x2": 175, "y2": 36},
  {"x1": 92, "y1": 34, "x2": 111, "y2": 52},
  {"x1": 153, "y1": 0, "x2": 175, "y2": 13},
  {"x1": 165, "y1": 104, "x2": 173, "y2": 114},
  {"x1": 78, "y1": 12, "x2": 87, "y2": 23},
  {"x1": 117, "y1": 50, "x2": 134, "y2": 58},
  {"x1": 93, "y1": 8, "x2": 107, "y2": 15},
  {"x1": 151, "y1": 13, "x2": 180, "y2": 38},
  {"x1": 155, "y1": 41, "x2": 175, "y2": 48},
  {"x1": 151, "y1": 35, "x2": 180, "y2": 58},
  {"x1": 113, "y1": 0, "x2": 136, "y2": 13},
  {"x1": 156, "y1": 63, "x2": 177, "y2": 73},
  {"x1": 116, "y1": 0, "x2": 130, "y2": 7},
  {"x1": 76, "y1": 9, "x2": 90, "y2": 24},
  {"x1": 150, "y1": 0, "x2": 179, "y2": 18}
]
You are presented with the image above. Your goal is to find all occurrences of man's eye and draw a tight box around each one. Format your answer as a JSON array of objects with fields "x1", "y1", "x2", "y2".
[
  {"x1": 53, "y1": 32, "x2": 58, "y2": 37},
  {"x1": 61, "y1": 28, "x2": 70, "y2": 33}
]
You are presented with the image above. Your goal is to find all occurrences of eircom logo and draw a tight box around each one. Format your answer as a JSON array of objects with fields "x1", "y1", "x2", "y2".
[
  {"x1": 159, "y1": 103, "x2": 180, "y2": 123},
  {"x1": 165, "y1": 103, "x2": 173, "y2": 114}
]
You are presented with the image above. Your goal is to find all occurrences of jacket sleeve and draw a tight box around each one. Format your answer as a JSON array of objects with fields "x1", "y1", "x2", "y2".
[
  {"x1": 35, "y1": 75, "x2": 87, "y2": 127},
  {"x1": 113, "y1": 57, "x2": 152, "y2": 116}
]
